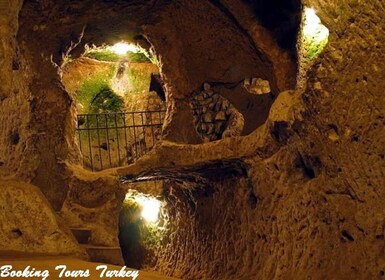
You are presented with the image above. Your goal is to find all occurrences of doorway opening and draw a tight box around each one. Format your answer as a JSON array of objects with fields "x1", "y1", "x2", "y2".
[
  {"x1": 119, "y1": 185, "x2": 169, "y2": 269},
  {"x1": 61, "y1": 41, "x2": 166, "y2": 170}
]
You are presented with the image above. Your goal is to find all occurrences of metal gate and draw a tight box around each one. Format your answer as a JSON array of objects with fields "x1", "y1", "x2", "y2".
[{"x1": 76, "y1": 110, "x2": 166, "y2": 171}]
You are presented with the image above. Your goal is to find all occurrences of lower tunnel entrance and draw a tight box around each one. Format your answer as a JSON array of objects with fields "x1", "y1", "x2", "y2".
[
  {"x1": 118, "y1": 160, "x2": 249, "y2": 270},
  {"x1": 118, "y1": 187, "x2": 168, "y2": 269}
]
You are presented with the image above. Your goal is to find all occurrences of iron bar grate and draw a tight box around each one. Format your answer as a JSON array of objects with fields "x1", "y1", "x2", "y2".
[{"x1": 76, "y1": 110, "x2": 166, "y2": 171}]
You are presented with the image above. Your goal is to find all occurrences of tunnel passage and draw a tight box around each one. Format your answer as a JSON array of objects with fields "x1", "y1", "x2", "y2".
[
  {"x1": 189, "y1": 80, "x2": 275, "y2": 138},
  {"x1": 119, "y1": 159, "x2": 249, "y2": 270},
  {"x1": 118, "y1": 186, "x2": 168, "y2": 269},
  {"x1": 14, "y1": 0, "x2": 304, "y2": 277},
  {"x1": 5, "y1": 0, "x2": 385, "y2": 280}
]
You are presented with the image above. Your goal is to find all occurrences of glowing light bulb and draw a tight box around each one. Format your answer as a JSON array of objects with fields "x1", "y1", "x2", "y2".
[
  {"x1": 137, "y1": 197, "x2": 161, "y2": 223},
  {"x1": 111, "y1": 42, "x2": 140, "y2": 55}
]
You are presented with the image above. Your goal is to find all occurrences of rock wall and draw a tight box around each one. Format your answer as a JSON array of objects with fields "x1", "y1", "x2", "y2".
[
  {"x1": 0, "y1": 0, "x2": 128, "y2": 256},
  {"x1": 0, "y1": 0, "x2": 29, "y2": 178},
  {"x1": 131, "y1": 1, "x2": 385, "y2": 279},
  {"x1": 143, "y1": 0, "x2": 291, "y2": 143},
  {"x1": 0, "y1": 180, "x2": 85, "y2": 258},
  {"x1": 2, "y1": 0, "x2": 289, "y2": 201},
  {"x1": 59, "y1": 166, "x2": 123, "y2": 247},
  {"x1": 0, "y1": 0, "x2": 91, "y2": 258}
]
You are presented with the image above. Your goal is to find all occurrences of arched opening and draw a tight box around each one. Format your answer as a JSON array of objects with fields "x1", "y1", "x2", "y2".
[
  {"x1": 61, "y1": 40, "x2": 166, "y2": 171},
  {"x1": 119, "y1": 186, "x2": 169, "y2": 269}
]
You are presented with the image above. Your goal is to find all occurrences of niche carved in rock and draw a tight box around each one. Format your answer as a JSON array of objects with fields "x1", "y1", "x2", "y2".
[{"x1": 190, "y1": 83, "x2": 244, "y2": 142}]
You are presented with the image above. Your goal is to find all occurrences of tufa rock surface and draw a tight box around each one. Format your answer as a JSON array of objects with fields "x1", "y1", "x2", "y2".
[
  {"x1": 1, "y1": 0, "x2": 385, "y2": 279},
  {"x1": 0, "y1": 180, "x2": 86, "y2": 258}
]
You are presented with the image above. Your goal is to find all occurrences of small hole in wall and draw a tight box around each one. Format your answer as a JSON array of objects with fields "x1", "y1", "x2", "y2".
[
  {"x1": 11, "y1": 229, "x2": 23, "y2": 237},
  {"x1": 376, "y1": 234, "x2": 384, "y2": 240},
  {"x1": 271, "y1": 121, "x2": 290, "y2": 143},
  {"x1": 295, "y1": 153, "x2": 321, "y2": 179},
  {"x1": 10, "y1": 132, "x2": 20, "y2": 145},
  {"x1": 341, "y1": 230, "x2": 355, "y2": 242},
  {"x1": 12, "y1": 58, "x2": 20, "y2": 70},
  {"x1": 248, "y1": 192, "x2": 258, "y2": 209},
  {"x1": 273, "y1": 163, "x2": 280, "y2": 171}
]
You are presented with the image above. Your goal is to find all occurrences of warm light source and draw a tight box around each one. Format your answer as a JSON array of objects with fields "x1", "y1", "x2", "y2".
[
  {"x1": 303, "y1": 8, "x2": 320, "y2": 38},
  {"x1": 136, "y1": 196, "x2": 161, "y2": 223},
  {"x1": 302, "y1": 7, "x2": 329, "y2": 59},
  {"x1": 303, "y1": 7, "x2": 329, "y2": 41},
  {"x1": 110, "y1": 42, "x2": 140, "y2": 55}
]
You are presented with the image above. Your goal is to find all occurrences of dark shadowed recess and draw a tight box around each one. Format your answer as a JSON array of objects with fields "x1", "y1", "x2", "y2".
[
  {"x1": 242, "y1": 0, "x2": 302, "y2": 56},
  {"x1": 120, "y1": 159, "x2": 248, "y2": 185}
]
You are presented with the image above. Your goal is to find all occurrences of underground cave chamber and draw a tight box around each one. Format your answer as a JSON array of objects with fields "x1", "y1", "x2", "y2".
[{"x1": 2, "y1": 0, "x2": 385, "y2": 280}]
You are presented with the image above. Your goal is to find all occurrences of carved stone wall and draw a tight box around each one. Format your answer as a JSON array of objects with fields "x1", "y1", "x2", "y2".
[{"x1": 190, "y1": 83, "x2": 244, "y2": 142}]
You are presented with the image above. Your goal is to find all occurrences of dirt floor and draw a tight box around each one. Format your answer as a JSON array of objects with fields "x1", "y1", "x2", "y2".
[{"x1": 0, "y1": 255, "x2": 179, "y2": 280}]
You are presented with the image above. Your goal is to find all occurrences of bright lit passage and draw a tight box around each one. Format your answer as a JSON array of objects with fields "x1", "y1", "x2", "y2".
[
  {"x1": 61, "y1": 39, "x2": 165, "y2": 171},
  {"x1": 110, "y1": 42, "x2": 141, "y2": 55},
  {"x1": 302, "y1": 7, "x2": 329, "y2": 59},
  {"x1": 136, "y1": 195, "x2": 161, "y2": 223},
  {"x1": 119, "y1": 189, "x2": 168, "y2": 268}
]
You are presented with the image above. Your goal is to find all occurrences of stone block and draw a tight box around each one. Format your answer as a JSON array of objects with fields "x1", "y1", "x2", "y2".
[
  {"x1": 215, "y1": 111, "x2": 226, "y2": 121},
  {"x1": 214, "y1": 102, "x2": 222, "y2": 112},
  {"x1": 203, "y1": 112, "x2": 213, "y2": 123},
  {"x1": 203, "y1": 82, "x2": 211, "y2": 91}
]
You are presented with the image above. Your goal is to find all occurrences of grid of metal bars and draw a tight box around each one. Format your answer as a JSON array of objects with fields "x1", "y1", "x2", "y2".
[{"x1": 76, "y1": 110, "x2": 166, "y2": 171}]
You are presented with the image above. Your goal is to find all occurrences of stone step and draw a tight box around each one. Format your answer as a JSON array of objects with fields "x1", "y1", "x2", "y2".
[
  {"x1": 70, "y1": 228, "x2": 91, "y2": 244},
  {"x1": 82, "y1": 245, "x2": 124, "y2": 266}
]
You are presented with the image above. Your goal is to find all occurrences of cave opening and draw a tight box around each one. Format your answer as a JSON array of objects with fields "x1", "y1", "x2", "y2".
[
  {"x1": 119, "y1": 186, "x2": 168, "y2": 269},
  {"x1": 61, "y1": 39, "x2": 166, "y2": 171}
]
